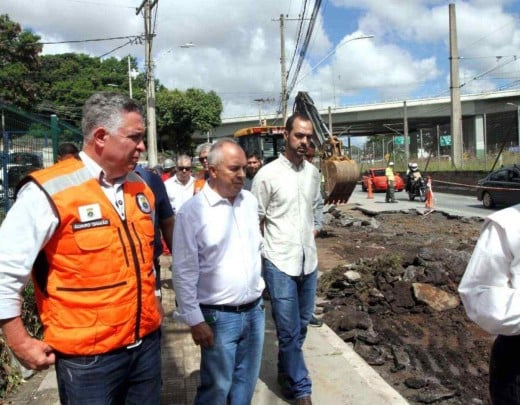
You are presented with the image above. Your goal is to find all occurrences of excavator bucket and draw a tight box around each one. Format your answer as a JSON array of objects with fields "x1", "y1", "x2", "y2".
[{"x1": 321, "y1": 157, "x2": 359, "y2": 204}]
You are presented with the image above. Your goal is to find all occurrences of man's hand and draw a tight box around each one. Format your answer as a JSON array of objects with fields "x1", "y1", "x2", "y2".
[
  {"x1": 1, "y1": 317, "x2": 55, "y2": 370},
  {"x1": 190, "y1": 322, "x2": 214, "y2": 348}
]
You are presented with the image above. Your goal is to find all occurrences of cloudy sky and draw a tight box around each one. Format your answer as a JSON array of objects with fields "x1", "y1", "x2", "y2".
[{"x1": 4, "y1": 0, "x2": 520, "y2": 120}]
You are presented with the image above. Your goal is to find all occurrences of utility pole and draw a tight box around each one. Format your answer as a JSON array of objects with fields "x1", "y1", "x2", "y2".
[
  {"x1": 279, "y1": 14, "x2": 288, "y2": 124},
  {"x1": 136, "y1": 0, "x2": 158, "y2": 167},
  {"x1": 253, "y1": 98, "x2": 274, "y2": 125},
  {"x1": 403, "y1": 100, "x2": 409, "y2": 162},
  {"x1": 127, "y1": 56, "x2": 133, "y2": 98},
  {"x1": 449, "y1": 3, "x2": 463, "y2": 168}
]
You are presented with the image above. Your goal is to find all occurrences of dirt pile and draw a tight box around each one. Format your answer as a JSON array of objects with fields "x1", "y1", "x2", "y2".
[{"x1": 315, "y1": 206, "x2": 491, "y2": 405}]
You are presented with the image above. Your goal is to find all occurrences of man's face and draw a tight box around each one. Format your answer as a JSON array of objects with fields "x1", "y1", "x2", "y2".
[
  {"x1": 176, "y1": 159, "x2": 192, "y2": 184},
  {"x1": 284, "y1": 117, "x2": 313, "y2": 163},
  {"x1": 246, "y1": 156, "x2": 261, "y2": 177},
  {"x1": 102, "y1": 111, "x2": 146, "y2": 180},
  {"x1": 209, "y1": 143, "x2": 246, "y2": 200},
  {"x1": 199, "y1": 150, "x2": 209, "y2": 172}
]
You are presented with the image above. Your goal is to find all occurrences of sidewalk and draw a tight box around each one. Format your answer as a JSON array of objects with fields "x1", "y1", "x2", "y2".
[{"x1": 4, "y1": 256, "x2": 408, "y2": 405}]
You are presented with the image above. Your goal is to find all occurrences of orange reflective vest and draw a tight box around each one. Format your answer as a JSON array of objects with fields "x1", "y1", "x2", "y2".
[
  {"x1": 193, "y1": 172, "x2": 208, "y2": 194},
  {"x1": 28, "y1": 158, "x2": 161, "y2": 355}
]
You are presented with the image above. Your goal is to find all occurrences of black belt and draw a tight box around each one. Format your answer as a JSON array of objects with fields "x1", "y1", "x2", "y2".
[{"x1": 200, "y1": 297, "x2": 261, "y2": 313}]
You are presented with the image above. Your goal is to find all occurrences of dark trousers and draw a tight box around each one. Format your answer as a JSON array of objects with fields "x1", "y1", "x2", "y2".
[
  {"x1": 386, "y1": 180, "x2": 395, "y2": 202},
  {"x1": 55, "y1": 329, "x2": 161, "y2": 405},
  {"x1": 490, "y1": 335, "x2": 520, "y2": 404}
]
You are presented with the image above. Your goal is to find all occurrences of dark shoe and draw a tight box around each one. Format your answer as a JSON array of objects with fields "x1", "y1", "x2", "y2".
[
  {"x1": 296, "y1": 396, "x2": 313, "y2": 405},
  {"x1": 390, "y1": 200, "x2": 398, "y2": 203},
  {"x1": 309, "y1": 315, "x2": 323, "y2": 327},
  {"x1": 277, "y1": 373, "x2": 294, "y2": 399}
]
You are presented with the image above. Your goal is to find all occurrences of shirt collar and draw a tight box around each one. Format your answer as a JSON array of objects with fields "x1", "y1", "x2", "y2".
[
  {"x1": 79, "y1": 151, "x2": 127, "y2": 186},
  {"x1": 202, "y1": 182, "x2": 244, "y2": 207},
  {"x1": 280, "y1": 153, "x2": 305, "y2": 171}
]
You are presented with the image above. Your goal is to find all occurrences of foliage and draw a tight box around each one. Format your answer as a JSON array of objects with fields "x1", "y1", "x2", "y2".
[
  {"x1": 156, "y1": 88, "x2": 222, "y2": 154},
  {"x1": 0, "y1": 282, "x2": 42, "y2": 400},
  {"x1": 37, "y1": 53, "x2": 146, "y2": 127},
  {"x1": 0, "y1": 14, "x2": 42, "y2": 109}
]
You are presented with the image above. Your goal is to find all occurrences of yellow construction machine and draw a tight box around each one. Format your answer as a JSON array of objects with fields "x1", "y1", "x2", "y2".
[{"x1": 293, "y1": 91, "x2": 359, "y2": 203}]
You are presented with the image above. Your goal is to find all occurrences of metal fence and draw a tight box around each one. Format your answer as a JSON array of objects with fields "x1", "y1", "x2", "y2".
[{"x1": 1, "y1": 102, "x2": 82, "y2": 220}]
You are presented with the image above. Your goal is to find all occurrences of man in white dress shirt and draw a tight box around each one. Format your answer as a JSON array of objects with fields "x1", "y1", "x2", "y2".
[
  {"x1": 164, "y1": 154, "x2": 195, "y2": 215},
  {"x1": 459, "y1": 203, "x2": 520, "y2": 404},
  {"x1": 172, "y1": 139, "x2": 265, "y2": 405},
  {"x1": 251, "y1": 113, "x2": 321, "y2": 405}
]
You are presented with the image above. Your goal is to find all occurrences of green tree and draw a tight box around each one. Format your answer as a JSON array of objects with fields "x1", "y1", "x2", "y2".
[
  {"x1": 37, "y1": 54, "x2": 146, "y2": 127},
  {"x1": 0, "y1": 14, "x2": 42, "y2": 109},
  {"x1": 156, "y1": 88, "x2": 222, "y2": 153}
]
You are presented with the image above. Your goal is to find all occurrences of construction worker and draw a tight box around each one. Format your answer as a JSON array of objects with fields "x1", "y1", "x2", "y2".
[{"x1": 385, "y1": 161, "x2": 397, "y2": 203}]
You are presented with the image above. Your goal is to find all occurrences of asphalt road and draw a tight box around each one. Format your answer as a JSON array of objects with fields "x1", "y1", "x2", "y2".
[{"x1": 348, "y1": 185, "x2": 497, "y2": 219}]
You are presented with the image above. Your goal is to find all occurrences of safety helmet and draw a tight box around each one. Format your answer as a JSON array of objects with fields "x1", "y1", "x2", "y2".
[
  {"x1": 163, "y1": 158, "x2": 175, "y2": 169},
  {"x1": 410, "y1": 163, "x2": 418, "y2": 171}
]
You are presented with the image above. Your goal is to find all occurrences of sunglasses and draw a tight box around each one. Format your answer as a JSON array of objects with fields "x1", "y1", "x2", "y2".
[
  {"x1": 199, "y1": 156, "x2": 208, "y2": 162},
  {"x1": 178, "y1": 166, "x2": 191, "y2": 172}
]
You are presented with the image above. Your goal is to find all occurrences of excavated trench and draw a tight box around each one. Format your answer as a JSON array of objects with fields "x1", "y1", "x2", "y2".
[{"x1": 315, "y1": 206, "x2": 491, "y2": 404}]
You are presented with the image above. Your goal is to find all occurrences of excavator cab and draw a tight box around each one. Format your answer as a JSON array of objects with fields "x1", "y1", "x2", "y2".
[{"x1": 293, "y1": 92, "x2": 359, "y2": 203}]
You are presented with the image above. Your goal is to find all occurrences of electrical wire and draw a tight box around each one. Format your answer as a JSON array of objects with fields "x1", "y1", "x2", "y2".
[{"x1": 286, "y1": 0, "x2": 322, "y2": 98}]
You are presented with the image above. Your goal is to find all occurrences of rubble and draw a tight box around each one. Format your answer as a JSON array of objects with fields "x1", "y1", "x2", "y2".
[{"x1": 316, "y1": 206, "x2": 490, "y2": 404}]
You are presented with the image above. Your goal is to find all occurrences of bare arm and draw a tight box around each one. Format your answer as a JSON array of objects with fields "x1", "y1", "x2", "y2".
[
  {"x1": 159, "y1": 216, "x2": 174, "y2": 253},
  {"x1": 1, "y1": 317, "x2": 55, "y2": 370}
]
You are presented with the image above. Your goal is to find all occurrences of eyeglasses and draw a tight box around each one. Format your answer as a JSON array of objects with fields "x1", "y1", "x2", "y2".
[
  {"x1": 178, "y1": 166, "x2": 191, "y2": 172},
  {"x1": 117, "y1": 133, "x2": 145, "y2": 144},
  {"x1": 199, "y1": 156, "x2": 208, "y2": 162}
]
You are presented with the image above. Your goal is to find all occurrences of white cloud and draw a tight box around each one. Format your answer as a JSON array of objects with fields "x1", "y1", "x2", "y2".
[{"x1": 3, "y1": 0, "x2": 520, "y2": 118}]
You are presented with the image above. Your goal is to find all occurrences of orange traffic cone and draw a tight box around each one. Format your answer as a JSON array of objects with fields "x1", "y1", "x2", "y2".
[
  {"x1": 425, "y1": 176, "x2": 434, "y2": 209},
  {"x1": 367, "y1": 178, "x2": 374, "y2": 199}
]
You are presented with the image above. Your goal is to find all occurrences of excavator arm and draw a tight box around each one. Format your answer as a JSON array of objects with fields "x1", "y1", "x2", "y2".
[{"x1": 293, "y1": 91, "x2": 359, "y2": 203}]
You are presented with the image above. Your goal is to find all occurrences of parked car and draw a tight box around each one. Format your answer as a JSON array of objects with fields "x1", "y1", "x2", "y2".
[
  {"x1": 361, "y1": 168, "x2": 404, "y2": 192},
  {"x1": 477, "y1": 165, "x2": 520, "y2": 208}
]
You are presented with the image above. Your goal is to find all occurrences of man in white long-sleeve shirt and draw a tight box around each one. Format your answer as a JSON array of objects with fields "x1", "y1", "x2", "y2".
[
  {"x1": 172, "y1": 139, "x2": 265, "y2": 405},
  {"x1": 251, "y1": 113, "x2": 321, "y2": 405},
  {"x1": 459, "y1": 203, "x2": 520, "y2": 404}
]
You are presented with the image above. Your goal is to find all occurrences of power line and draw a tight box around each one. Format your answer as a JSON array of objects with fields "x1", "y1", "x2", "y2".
[{"x1": 37, "y1": 35, "x2": 144, "y2": 45}]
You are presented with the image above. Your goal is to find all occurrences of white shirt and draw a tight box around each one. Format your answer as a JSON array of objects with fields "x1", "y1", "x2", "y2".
[
  {"x1": 163, "y1": 174, "x2": 195, "y2": 215},
  {"x1": 459, "y1": 204, "x2": 520, "y2": 335},
  {"x1": 0, "y1": 152, "x2": 129, "y2": 319},
  {"x1": 171, "y1": 183, "x2": 264, "y2": 327},
  {"x1": 251, "y1": 154, "x2": 321, "y2": 276}
]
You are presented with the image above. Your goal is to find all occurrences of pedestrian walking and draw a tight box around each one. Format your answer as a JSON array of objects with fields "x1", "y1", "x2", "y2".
[
  {"x1": 0, "y1": 92, "x2": 162, "y2": 404},
  {"x1": 251, "y1": 113, "x2": 322, "y2": 405},
  {"x1": 172, "y1": 139, "x2": 265, "y2": 405}
]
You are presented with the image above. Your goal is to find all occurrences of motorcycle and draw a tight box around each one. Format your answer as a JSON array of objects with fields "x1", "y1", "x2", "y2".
[{"x1": 408, "y1": 176, "x2": 427, "y2": 202}]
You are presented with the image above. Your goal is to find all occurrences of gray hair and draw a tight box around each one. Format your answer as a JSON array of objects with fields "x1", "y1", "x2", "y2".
[
  {"x1": 81, "y1": 92, "x2": 143, "y2": 142},
  {"x1": 196, "y1": 142, "x2": 213, "y2": 157},
  {"x1": 176, "y1": 154, "x2": 192, "y2": 167},
  {"x1": 207, "y1": 138, "x2": 239, "y2": 166}
]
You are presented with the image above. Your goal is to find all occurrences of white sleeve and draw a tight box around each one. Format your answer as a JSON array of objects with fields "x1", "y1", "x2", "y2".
[
  {"x1": 171, "y1": 207, "x2": 204, "y2": 326},
  {"x1": 459, "y1": 220, "x2": 520, "y2": 335},
  {"x1": 0, "y1": 182, "x2": 58, "y2": 319}
]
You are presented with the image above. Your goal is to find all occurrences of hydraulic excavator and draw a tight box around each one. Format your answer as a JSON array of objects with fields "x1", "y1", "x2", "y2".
[{"x1": 293, "y1": 91, "x2": 359, "y2": 203}]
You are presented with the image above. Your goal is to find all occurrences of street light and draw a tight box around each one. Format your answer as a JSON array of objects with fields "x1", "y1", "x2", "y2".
[
  {"x1": 507, "y1": 102, "x2": 520, "y2": 147},
  {"x1": 294, "y1": 34, "x2": 374, "y2": 87}
]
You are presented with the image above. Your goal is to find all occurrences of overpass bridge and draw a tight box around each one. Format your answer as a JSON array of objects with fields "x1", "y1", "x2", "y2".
[{"x1": 197, "y1": 89, "x2": 520, "y2": 158}]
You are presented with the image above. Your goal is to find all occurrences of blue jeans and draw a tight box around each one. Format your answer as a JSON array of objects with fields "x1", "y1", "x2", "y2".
[
  {"x1": 195, "y1": 299, "x2": 265, "y2": 405},
  {"x1": 490, "y1": 334, "x2": 520, "y2": 404},
  {"x1": 263, "y1": 258, "x2": 317, "y2": 399},
  {"x1": 55, "y1": 329, "x2": 161, "y2": 405}
]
